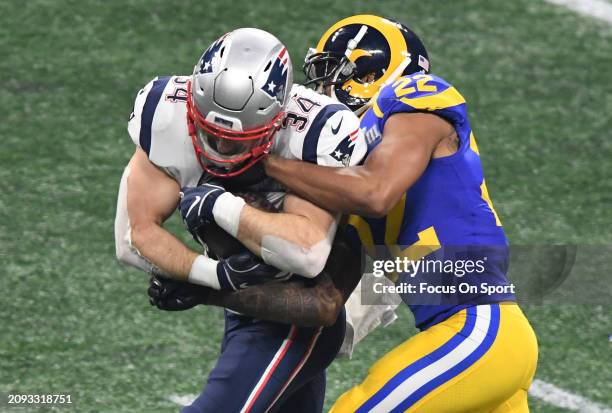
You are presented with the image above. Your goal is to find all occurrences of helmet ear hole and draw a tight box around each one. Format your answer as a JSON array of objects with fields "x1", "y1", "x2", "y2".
[{"x1": 257, "y1": 103, "x2": 273, "y2": 113}]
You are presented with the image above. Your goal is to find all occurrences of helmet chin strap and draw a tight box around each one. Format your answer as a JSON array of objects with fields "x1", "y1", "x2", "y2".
[{"x1": 382, "y1": 53, "x2": 413, "y2": 87}]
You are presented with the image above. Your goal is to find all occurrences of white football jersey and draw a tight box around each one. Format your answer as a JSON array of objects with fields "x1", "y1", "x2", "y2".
[{"x1": 127, "y1": 76, "x2": 367, "y2": 192}]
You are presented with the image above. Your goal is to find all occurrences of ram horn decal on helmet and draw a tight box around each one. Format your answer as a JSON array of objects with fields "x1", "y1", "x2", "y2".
[{"x1": 303, "y1": 15, "x2": 429, "y2": 112}]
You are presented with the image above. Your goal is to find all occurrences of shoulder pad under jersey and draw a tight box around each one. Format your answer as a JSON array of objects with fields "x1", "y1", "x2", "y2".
[
  {"x1": 272, "y1": 85, "x2": 367, "y2": 167},
  {"x1": 127, "y1": 75, "x2": 202, "y2": 187}
]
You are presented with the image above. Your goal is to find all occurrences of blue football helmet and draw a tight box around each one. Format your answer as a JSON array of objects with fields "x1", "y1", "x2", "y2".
[{"x1": 304, "y1": 15, "x2": 429, "y2": 112}]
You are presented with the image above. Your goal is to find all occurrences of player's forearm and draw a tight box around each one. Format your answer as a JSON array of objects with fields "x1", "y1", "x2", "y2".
[
  {"x1": 205, "y1": 233, "x2": 361, "y2": 326},
  {"x1": 212, "y1": 195, "x2": 335, "y2": 277},
  {"x1": 205, "y1": 274, "x2": 343, "y2": 327},
  {"x1": 130, "y1": 222, "x2": 198, "y2": 281},
  {"x1": 237, "y1": 206, "x2": 325, "y2": 255},
  {"x1": 264, "y1": 156, "x2": 386, "y2": 217}
]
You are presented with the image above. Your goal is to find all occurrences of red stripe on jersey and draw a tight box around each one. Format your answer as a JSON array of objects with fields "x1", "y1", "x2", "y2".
[
  {"x1": 264, "y1": 327, "x2": 323, "y2": 413},
  {"x1": 242, "y1": 326, "x2": 298, "y2": 413}
]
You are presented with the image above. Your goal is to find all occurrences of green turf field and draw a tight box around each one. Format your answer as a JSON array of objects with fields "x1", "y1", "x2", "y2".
[{"x1": 1, "y1": 0, "x2": 611, "y2": 412}]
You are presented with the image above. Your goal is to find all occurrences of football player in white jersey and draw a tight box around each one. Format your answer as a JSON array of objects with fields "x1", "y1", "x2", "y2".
[{"x1": 114, "y1": 28, "x2": 366, "y2": 413}]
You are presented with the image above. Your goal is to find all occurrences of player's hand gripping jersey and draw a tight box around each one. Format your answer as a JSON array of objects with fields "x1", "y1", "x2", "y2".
[{"x1": 348, "y1": 73, "x2": 516, "y2": 330}]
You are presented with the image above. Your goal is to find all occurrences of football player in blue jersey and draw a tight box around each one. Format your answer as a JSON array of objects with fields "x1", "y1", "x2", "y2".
[{"x1": 256, "y1": 15, "x2": 539, "y2": 413}]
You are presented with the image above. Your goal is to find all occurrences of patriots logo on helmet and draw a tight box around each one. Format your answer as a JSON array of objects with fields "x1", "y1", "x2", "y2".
[
  {"x1": 261, "y1": 48, "x2": 289, "y2": 104},
  {"x1": 329, "y1": 129, "x2": 358, "y2": 166},
  {"x1": 198, "y1": 34, "x2": 228, "y2": 74}
]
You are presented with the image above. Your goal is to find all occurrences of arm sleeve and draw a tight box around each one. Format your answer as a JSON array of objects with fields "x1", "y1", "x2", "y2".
[
  {"x1": 114, "y1": 165, "x2": 169, "y2": 277},
  {"x1": 260, "y1": 216, "x2": 339, "y2": 278}
]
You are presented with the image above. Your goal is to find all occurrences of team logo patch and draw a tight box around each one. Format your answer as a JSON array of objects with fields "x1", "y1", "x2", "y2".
[
  {"x1": 198, "y1": 34, "x2": 228, "y2": 74},
  {"x1": 329, "y1": 129, "x2": 359, "y2": 166},
  {"x1": 363, "y1": 124, "x2": 381, "y2": 146},
  {"x1": 261, "y1": 48, "x2": 289, "y2": 104}
]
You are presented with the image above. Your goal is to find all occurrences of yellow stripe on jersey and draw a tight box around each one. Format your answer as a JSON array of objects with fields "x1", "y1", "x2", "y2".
[
  {"x1": 372, "y1": 97, "x2": 384, "y2": 118},
  {"x1": 480, "y1": 180, "x2": 502, "y2": 226},
  {"x1": 398, "y1": 226, "x2": 442, "y2": 261},
  {"x1": 399, "y1": 86, "x2": 466, "y2": 111},
  {"x1": 347, "y1": 214, "x2": 376, "y2": 257},
  {"x1": 469, "y1": 131, "x2": 480, "y2": 155},
  {"x1": 384, "y1": 195, "x2": 406, "y2": 282}
]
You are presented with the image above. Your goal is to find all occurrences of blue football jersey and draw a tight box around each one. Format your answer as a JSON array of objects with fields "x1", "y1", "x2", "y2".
[{"x1": 346, "y1": 73, "x2": 516, "y2": 330}]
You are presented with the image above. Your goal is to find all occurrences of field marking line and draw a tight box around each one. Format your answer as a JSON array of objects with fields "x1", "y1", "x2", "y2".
[
  {"x1": 168, "y1": 380, "x2": 612, "y2": 412},
  {"x1": 530, "y1": 379, "x2": 612, "y2": 413},
  {"x1": 168, "y1": 394, "x2": 198, "y2": 406},
  {"x1": 544, "y1": 0, "x2": 612, "y2": 24}
]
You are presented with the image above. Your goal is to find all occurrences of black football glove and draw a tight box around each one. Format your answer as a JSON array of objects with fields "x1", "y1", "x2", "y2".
[
  {"x1": 179, "y1": 182, "x2": 226, "y2": 243},
  {"x1": 148, "y1": 276, "x2": 210, "y2": 311},
  {"x1": 217, "y1": 250, "x2": 292, "y2": 291}
]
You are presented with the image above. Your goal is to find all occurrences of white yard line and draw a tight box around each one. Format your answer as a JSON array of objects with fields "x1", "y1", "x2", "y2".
[
  {"x1": 167, "y1": 393, "x2": 197, "y2": 407},
  {"x1": 530, "y1": 379, "x2": 612, "y2": 413},
  {"x1": 168, "y1": 380, "x2": 612, "y2": 412},
  {"x1": 544, "y1": 0, "x2": 612, "y2": 24}
]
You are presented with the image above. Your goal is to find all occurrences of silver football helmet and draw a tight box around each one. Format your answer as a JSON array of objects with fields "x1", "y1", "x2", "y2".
[{"x1": 187, "y1": 28, "x2": 293, "y2": 177}]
